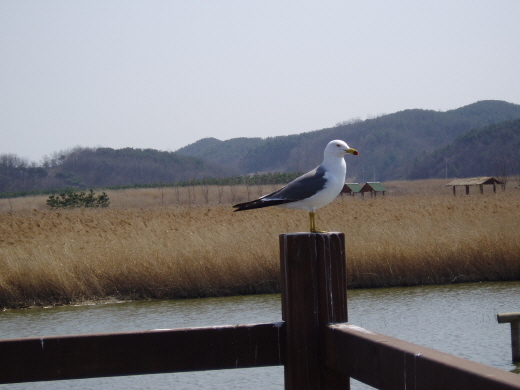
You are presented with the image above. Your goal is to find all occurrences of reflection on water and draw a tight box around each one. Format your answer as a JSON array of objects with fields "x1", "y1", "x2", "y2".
[{"x1": 1, "y1": 281, "x2": 519, "y2": 389}]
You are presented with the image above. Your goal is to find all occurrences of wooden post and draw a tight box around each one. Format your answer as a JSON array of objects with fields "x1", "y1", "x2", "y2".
[
  {"x1": 280, "y1": 233, "x2": 349, "y2": 390},
  {"x1": 466, "y1": 185, "x2": 470, "y2": 195},
  {"x1": 497, "y1": 312, "x2": 520, "y2": 362}
]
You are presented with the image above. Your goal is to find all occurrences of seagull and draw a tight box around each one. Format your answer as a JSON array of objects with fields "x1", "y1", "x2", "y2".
[{"x1": 233, "y1": 140, "x2": 359, "y2": 233}]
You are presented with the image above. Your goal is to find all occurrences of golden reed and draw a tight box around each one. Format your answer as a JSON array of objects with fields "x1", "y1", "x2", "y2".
[{"x1": 1, "y1": 179, "x2": 519, "y2": 309}]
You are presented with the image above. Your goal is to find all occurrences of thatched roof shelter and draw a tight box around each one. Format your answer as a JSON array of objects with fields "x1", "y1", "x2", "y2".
[{"x1": 445, "y1": 177, "x2": 503, "y2": 195}]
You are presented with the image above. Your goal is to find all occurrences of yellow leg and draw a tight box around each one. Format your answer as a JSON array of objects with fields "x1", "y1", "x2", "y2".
[{"x1": 309, "y1": 211, "x2": 327, "y2": 233}]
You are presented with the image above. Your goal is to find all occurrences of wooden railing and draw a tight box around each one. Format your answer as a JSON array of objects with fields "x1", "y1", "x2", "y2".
[{"x1": 1, "y1": 233, "x2": 519, "y2": 389}]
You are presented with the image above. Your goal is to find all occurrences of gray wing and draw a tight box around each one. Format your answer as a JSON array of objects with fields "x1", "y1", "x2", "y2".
[{"x1": 233, "y1": 166, "x2": 327, "y2": 211}]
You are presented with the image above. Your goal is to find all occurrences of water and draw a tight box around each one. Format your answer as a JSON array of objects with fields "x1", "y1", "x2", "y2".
[{"x1": 1, "y1": 281, "x2": 519, "y2": 389}]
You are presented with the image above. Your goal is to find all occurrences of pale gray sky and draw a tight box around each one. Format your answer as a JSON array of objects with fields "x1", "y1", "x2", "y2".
[{"x1": 2, "y1": 1, "x2": 520, "y2": 163}]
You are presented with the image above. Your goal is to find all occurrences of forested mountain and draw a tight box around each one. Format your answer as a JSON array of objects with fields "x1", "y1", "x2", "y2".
[
  {"x1": 409, "y1": 118, "x2": 520, "y2": 180},
  {"x1": 176, "y1": 100, "x2": 520, "y2": 181},
  {"x1": 176, "y1": 137, "x2": 264, "y2": 170},
  {"x1": 2, "y1": 100, "x2": 520, "y2": 195},
  {"x1": 0, "y1": 147, "x2": 227, "y2": 194}
]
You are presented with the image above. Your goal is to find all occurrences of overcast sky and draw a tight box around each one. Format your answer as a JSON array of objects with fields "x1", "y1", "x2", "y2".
[{"x1": 2, "y1": 1, "x2": 520, "y2": 163}]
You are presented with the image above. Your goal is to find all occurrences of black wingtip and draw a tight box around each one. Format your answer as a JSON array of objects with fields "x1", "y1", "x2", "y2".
[
  {"x1": 232, "y1": 200, "x2": 265, "y2": 212},
  {"x1": 233, "y1": 199, "x2": 296, "y2": 211}
]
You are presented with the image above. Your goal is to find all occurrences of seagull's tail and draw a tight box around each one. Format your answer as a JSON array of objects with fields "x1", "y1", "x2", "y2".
[{"x1": 233, "y1": 198, "x2": 295, "y2": 212}]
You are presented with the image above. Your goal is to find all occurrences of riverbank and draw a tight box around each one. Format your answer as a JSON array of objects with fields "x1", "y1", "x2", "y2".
[{"x1": 1, "y1": 180, "x2": 519, "y2": 309}]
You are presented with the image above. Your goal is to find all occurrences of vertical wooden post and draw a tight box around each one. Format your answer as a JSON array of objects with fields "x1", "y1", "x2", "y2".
[
  {"x1": 513, "y1": 321, "x2": 520, "y2": 362},
  {"x1": 280, "y1": 233, "x2": 349, "y2": 390},
  {"x1": 497, "y1": 313, "x2": 520, "y2": 362}
]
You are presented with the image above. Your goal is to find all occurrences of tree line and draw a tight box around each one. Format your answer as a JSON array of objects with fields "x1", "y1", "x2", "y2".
[
  {"x1": 0, "y1": 148, "x2": 301, "y2": 200},
  {"x1": 0, "y1": 146, "x2": 225, "y2": 195}
]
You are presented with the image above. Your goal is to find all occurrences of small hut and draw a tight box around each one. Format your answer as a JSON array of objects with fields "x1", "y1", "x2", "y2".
[
  {"x1": 359, "y1": 182, "x2": 387, "y2": 198},
  {"x1": 445, "y1": 177, "x2": 503, "y2": 196},
  {"x1": 341, "y1": 183, "x2": 362, "y2": 196}
]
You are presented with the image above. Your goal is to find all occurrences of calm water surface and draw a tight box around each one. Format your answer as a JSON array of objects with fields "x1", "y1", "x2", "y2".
[{"x1": 1, "y1": 281, "x2": 519, "y2": 389}]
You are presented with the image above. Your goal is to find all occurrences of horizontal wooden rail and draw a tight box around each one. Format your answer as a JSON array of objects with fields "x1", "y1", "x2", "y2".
[
  {"x1": 325, "y1": 323, "x2": 520, "y2": 390},
  {"x1": 498, "y1": 313, "x2": 520, "y2": 324},
  {"x1": 0, "y1": 322, "x2": 285, "y2": 385}
]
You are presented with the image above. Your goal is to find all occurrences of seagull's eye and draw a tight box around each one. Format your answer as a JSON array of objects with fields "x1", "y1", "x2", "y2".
[{"x1": 336, "y1": 144, "x2": 340, "y2": 147}]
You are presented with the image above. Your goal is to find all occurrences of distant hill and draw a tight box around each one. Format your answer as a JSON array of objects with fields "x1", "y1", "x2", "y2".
[
  {"x1": 175, "y1": 137, "x2": 223, "y2": 156},
  {"x1": 2, "y1": 100, "x2": 520, "y2": 195},
  {"x1": 176, "y1": 100, "x2": 520, "y2": 181},
  {"x1": 409, "y1": 118, "x2": 520, "y2": 180},
  {"x1": 0, "y1": 147, "x2": 227, "y2": 194},
  {"x1": 176, "y1": 137, "x2": 264, "y2": 170}
]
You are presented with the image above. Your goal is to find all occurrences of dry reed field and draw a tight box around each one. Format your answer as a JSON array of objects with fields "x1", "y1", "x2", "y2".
[{"x1": 1, "y1": 179, "x2": 519, "y2": 309}]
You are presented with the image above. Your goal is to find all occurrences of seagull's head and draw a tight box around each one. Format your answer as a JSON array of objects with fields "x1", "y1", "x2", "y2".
[{"x1": 325, "y1": 140, "x2": 360, "y2": 158}]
